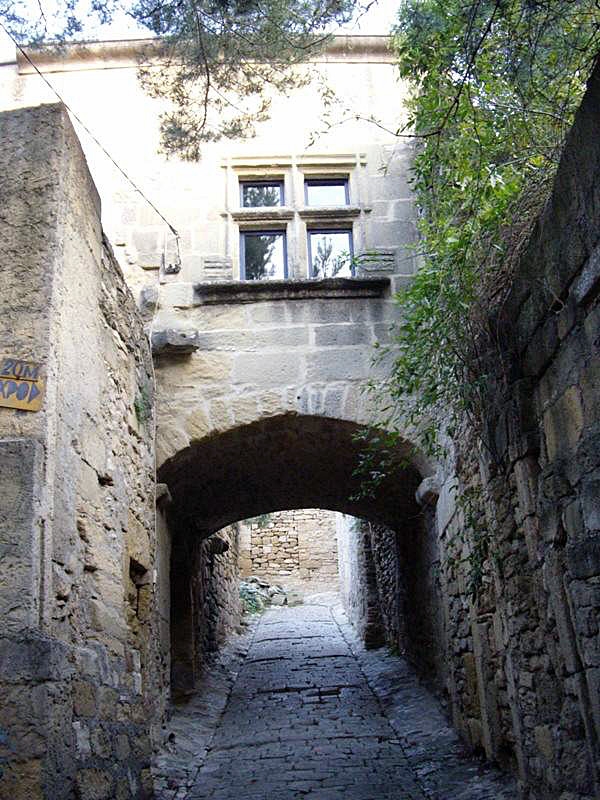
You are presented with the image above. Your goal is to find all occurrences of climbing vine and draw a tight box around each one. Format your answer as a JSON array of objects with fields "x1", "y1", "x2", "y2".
[
  {"x1": 355, "y1": 2, "x2": 600, "y2": 595},
  {"x1": 374, "y1": 0, "x2": 600, "y2": 460}
]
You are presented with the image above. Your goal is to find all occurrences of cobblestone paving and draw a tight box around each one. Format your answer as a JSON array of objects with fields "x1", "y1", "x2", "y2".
[{"x1": 155, "y1": 594, "x2": 517, "y2": 800}]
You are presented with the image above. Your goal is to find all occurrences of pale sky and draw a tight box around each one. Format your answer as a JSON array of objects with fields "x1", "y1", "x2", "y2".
[{"x1": 0, "y1": 0, "x2": 399, "y2": 56}]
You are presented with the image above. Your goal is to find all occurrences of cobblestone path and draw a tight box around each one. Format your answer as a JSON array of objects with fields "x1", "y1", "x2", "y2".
[{"x1": 161, "y1": 596, "x2": 516, "y2": 800}]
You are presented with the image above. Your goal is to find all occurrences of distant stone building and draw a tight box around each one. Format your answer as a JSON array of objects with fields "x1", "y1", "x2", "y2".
[{"x1": 239, "y1": 509, "x2": 339, "y2": 589}]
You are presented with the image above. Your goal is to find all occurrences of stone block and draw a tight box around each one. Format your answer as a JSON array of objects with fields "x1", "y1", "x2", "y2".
[
  {"x1": 180, "y1": 351, "x2": 233, "y2": 382},
  {"x1": 233, "y1": 352, "x2": 301, "y2": 386},
  {"x1": 0, "y1": 634, "x2": 73, "y2": 683},
  {"x1": 314, "y1": 324, "x2": 371, "y2": 347},
  {"x1": 73, "y1": 680, "x2": 97, "y2": 718},
  {"x1": 89, "y1": 598, "x2": 126, "y2": 647},
  {"x1": 76, "y1": 768, "x2": 113, "y2": 800},
  {"x1": 566, "y1": 536, "x2": 600, "y2": 580},
  {"x1": 543, "y1": 385, "x2": 584, "y2": 461},
  {"x1": 305, "y1": 349, "x2": 368, "y2": 382},
  {"x1": 139, "y1": 285, "x2": 158, "y2": 316},
  {"x1": 254, "y1": 391, "x2": 285, "y2": 418},
  {"x1": 160, "y1": 282, "x2": 195, "y2": 309},
  {"x1": 288, "y1": 300, "x2": 351, "y2": 324},
  {"x1": 232, "y1": 396, "x2": 259, "y2": 426},
  {"x1": 573, "y1": 243, "x2": 600, "y2": 305},
  {"x1": 534, "y1": 725, "x2": 554, "y2": 761},
  {"x1": 197, "y1": 327, "x2": 308, "y2": 351},
  {"x1": 155, "y1": 422, "x2": 189, "y2": 467},
  {"x1": 185, "y1": 407, "x2": 211, "y2": 440},
  {"x1": 126, "y1": 511, "x2": 151, "y2": 571},
  {"x1": 115, "y1": 733, "x2": 131, "y2": 761},
  {"x1": 98, "y1": 686, "x2": 119, "y2": 720},
  {"x1": 208, "y1": 399, "x2": 234, "y2": 432},
  {"x1": 582, "y1": 476, "x2": 600, "y2": 533},
  {"x1": 323, "y1": 386, "x2": 345, "y2": 418},
  {"x1": 0, "y1": 758, "x2": 43, "y2": 800},
  {"x1": 152, "y1": 328, "x2": 200, "y2": 355}
]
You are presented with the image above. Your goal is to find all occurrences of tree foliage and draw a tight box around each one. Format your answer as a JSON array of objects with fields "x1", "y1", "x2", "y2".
[
  {"x1": 136, "y1": 0, "x2": 360, "y2": 159},
  {"x1": 3, "y1": 0, "x2": 365, "y2": 160},
  {"x1": 379, "y1": 0, "x2": 600, "y2": 458}
]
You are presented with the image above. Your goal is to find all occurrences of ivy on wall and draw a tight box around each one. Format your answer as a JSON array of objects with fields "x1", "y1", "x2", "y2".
[{"x1": 378, "y1": 0, "x2": 600, "y2": 459}]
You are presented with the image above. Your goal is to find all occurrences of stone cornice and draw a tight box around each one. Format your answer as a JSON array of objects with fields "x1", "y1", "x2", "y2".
[
  {"x1": 16, "y1": 35, "x2": 394, "y2": 74},
  {"x1": 299, "y1": 206, "x2": 364, "y2": 224},
  {"x1": 229, "y1": 208, "x2": 295, "y2": 224},
  {"x1": 192, "y1": 276, "x2": 390, "y2": 305}
]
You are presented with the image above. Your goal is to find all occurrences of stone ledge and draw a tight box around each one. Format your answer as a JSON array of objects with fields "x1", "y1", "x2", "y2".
[
  {"x1": 299, "y1": 206, "x2": 363, "y2": 223},
  {"x1": 152, "y1": 329, "x2": 200, "y2": 355},
  {"x1": 229, "y1": 208, "x2": 295, "y2": 223},
  {"x1": 192, "y1": 277, "x2": 391, "y2": 304}
]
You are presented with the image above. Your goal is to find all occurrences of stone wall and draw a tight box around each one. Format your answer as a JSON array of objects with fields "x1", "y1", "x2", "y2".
[
  {"x1": 239, "y1": 508, "x2": 338, "y2": 588},
  {"x1": 431, "y1": 61, "x2": 600, "y2": 798},
  {"x1": 336, "y1": 515, "x2": 385, "y2": 648},
  {"x1": 195, "y1": 526, "x2": 243, "y2": 656},
  {"x1": 0, "y1": 104, "x2": 160, "y2": 800},
  {"x1": 337, "y1": 511, "x2": 443, "y2": 675},
  {"x1": 170, "y1": 523, "x2": 242, "y2": 700}
]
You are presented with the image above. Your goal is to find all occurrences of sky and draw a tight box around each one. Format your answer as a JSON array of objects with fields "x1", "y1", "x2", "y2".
[{"x1": 0, "y1": 0, "x2": 399, "y2": 55}]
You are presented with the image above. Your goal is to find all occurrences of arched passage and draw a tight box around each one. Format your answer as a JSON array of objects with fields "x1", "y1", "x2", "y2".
[
  {"x1": 158, "y1": 413, "x2": 438, "y2": 698},
  {"x1": 159, "y1": 413, "x2": 425, "y2": 534}
]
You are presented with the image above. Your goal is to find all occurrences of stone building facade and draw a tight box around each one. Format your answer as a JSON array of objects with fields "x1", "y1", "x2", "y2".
[
  {"x1": 1, "y1": 32, "x2": 600, "y2": 800},
  {"x1": 239, "y1": 509, "x2": 339, "y2": 588}
]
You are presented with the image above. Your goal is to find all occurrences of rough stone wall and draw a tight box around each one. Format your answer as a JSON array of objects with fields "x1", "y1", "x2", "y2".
[
  {"x1": 336, "y1": 515, "x2": 385, "y2": 648},
  {"x1": 337, "y1": 511, "x2": 443, "y2": 678},
  {"x1": 239, "y1": 509, "x2": 338, "y2": 587},
  {"x1": 432, "y1": 61, "x2": 600, "y2": 798},
  {"x1": 170, "y1": 524, "x2": 242, "y2": 701},
  {"x1": 0, "y1": 104, "x2": 160, "y2": 800},
  {"x1": 194, "y1": 526, "x2": 242, "y2": 656}
]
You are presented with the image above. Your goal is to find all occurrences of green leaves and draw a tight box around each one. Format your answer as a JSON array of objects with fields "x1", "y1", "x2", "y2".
[
  {"x1": 351, "y1": 1, "x2": 600, "y2": 596},
  {"x1": 383, "y1": 0, "x2": 599, "y2": 459},
  {"x1": 133, "y1": 0, "x2": 362, "y2": 158}
]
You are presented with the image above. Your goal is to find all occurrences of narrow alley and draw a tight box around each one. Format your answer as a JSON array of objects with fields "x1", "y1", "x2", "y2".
[{"x1": 155, "y1": 595, "x2": 517, "y2": 800}]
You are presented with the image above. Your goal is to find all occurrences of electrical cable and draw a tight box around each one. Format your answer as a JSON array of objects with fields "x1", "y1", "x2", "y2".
[
  {"x1": 0, "y1": 24, "x2": 176, "y2": 538},
  {"x1": 0, "y1": 21, "x2": 180, "y2": 244}
]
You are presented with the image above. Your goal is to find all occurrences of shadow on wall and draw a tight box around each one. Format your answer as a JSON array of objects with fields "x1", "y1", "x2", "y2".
[{"x1": 157, "y1": 412, "x2": 443, "y2": 699}]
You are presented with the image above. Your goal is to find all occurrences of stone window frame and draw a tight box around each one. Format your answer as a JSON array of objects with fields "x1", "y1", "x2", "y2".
[
  {"x1": 239, "y1": 228, "x2": 289, "y2": 280},
  {"x1": 224, "y1": 154, "x2": 369, "y2": 281},
  {"x1": 307, "y1": 227, "x2": 355, "y2": 278}
]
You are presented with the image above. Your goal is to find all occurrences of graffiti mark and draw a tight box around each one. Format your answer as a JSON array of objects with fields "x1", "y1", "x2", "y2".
[{"x1": 0, "y1": 357, "x2": 45, "y2": 412}]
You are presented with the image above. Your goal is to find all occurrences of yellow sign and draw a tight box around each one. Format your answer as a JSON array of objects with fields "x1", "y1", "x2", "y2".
[{"x1": 0, "y1": 356, "x2": 45, "y2": 412}]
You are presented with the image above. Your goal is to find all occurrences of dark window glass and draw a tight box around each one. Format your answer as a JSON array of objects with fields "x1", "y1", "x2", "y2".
[
  {"x1": 241, "y1": 231, "x2": 287, "y2": 280},
  {"x1": 305, "y1": 179, "x2": 349, "y2": 206},
  {"x1": 241, "y1": 181, "x2": 283, "y2": 207},
  {"x1": 308, "y1": 230, "x2": 353, "y2": 278}
]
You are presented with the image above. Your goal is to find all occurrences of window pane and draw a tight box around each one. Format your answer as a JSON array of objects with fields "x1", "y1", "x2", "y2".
[
  {"x1": 305, "y1": 180, "x2": 348, "y2": 206},
  {"x1": 243, "y1": 232, "x2": 286, "y2": 280},
  {"x1": 241, "y1": 182, "x2": 282, "y2": 207},
  {"x1": 309, "y1": 231, "x2": 353, "y2": 278}
]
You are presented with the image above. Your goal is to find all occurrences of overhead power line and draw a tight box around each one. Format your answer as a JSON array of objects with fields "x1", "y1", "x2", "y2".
[{"x1": 0, "y1": 22, "x2": 180, "y2": 241}]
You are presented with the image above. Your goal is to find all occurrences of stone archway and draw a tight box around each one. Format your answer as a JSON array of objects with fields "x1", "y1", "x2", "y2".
[
  {"x1": 159, "y1": 412, "x2": 424, "y2": 533},
  {"x1": 157, "y1": 412, "x2": 436, "y2": 698}
]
